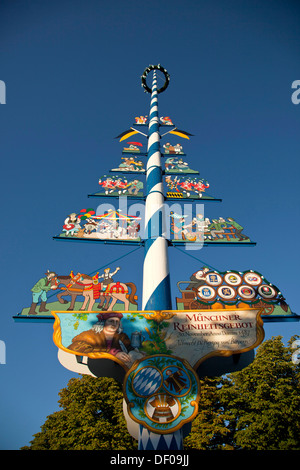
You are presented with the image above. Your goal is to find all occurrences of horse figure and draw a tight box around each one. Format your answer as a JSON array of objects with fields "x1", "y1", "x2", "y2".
[{"x1": 53, "y1": 272, "x2": 138, "y2": 311}]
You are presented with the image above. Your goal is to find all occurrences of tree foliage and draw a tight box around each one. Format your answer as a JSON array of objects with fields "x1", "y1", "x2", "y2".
[
  {"x1": 22, "y1": 335, "x2": 300, "y2": 450},
  {"x1": 184, "y1": 335, "x2": 300, "y2": 450},
  {"x1": 21, "y1": 376, "x2": 137, "y2": 450}
]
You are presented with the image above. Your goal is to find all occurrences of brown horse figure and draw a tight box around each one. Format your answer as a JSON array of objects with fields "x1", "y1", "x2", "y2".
[{"x1": 53, "y1": 273, "x2": 138, "y2": 311}]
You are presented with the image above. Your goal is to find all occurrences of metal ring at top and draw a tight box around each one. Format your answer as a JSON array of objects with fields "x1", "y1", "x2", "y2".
[{"x1": 141, "y1": 64, "x2": 170, "y2": 94}]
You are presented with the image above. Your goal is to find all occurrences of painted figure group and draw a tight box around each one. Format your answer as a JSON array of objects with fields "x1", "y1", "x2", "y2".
[
  {"x1": 164, "y1": 157, "x2": 197, "y2": 173},
  {"x1": 134, "y1": 115, "x2": 174, "y2": 126},
  {"x1": 62, "y1": 211, "x2": 141, "y2": 240},
  {"x1": 28, "y1": 266, "x2": 138, "y2": 315},
  {"x1": 98, "y1": 176, "x2": 143, "y2": 195},
  {"x1": 160, "y1": 116, "x2": 174, "y2": 125},
  {"x1": 111, "y1": 156, "x2": 145, "y2": 172},
  {"x1": 162, "y1": 142, "x2": 184, "y2": 155},
  {"x1": 135, "y1": 115, "x2": 148, "y2": 124},
  {"x1": 170, "y1": 213, "x2": 250, "y2": 242},
  {"x1": 123, "y1": 143, "x2": 142, "y2": 153},
  {"x1": 165, "y1": 175, "x2": 209, "y2": 197}
]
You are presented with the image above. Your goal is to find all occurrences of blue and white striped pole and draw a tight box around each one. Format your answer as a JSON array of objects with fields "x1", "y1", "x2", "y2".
[
  {"x1": 142, "y1": 68, "x2": 172, "y2": 312},
  {"x1": 139, "y1": 66, "x2": 184, "y2": 451}
]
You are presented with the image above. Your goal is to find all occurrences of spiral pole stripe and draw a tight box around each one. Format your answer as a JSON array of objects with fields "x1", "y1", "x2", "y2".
[{"x1": 142, "y1": 71, "x2": 172, "y2": 311}]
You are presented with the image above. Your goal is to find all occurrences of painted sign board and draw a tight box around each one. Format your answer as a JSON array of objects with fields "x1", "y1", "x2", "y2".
[{"x1": 51, "y1": 307, "x2": 264, "y2": 372}]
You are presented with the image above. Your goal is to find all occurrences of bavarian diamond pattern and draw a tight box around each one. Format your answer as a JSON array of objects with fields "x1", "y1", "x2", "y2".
[
  {"x1": 132, "y1": 367, "x2": 162, "y2": 396},
  {"x1": 138, "y1": 425, "x2": 183, "y2": 450}
]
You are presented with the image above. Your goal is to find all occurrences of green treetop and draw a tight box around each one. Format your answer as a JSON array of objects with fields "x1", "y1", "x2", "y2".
[{"x1": 22, "y1": 335, "x2": 300, "y2": 450}]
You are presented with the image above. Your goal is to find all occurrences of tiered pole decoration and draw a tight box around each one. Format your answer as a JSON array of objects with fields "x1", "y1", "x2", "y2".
[
  {"x1": 142, "y1": 65, "x2": 172, "y2": 311},
  {"x1": 13, "y1": 61, "x2": 299, "y2": 456}
]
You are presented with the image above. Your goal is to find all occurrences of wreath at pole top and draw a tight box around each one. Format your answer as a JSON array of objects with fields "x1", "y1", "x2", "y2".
[{"x1": 141, "y1": 64, "x2": 170, "y2": 94}]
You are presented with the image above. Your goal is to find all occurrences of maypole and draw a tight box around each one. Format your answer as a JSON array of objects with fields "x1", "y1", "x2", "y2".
[
  {"x1": 142, "y1": 65, "x2": 172, "y2": 311},
  {"x1": 14, "y1": 63, "x2": 298, "y2": 458},
  {"x1": 137, "y1": 65, "x2": 184, "y2": 450}
]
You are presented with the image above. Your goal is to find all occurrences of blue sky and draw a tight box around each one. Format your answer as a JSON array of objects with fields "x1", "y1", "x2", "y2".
[{"x1": 0, "y1": 0, "x2": 299, "y2": 449}]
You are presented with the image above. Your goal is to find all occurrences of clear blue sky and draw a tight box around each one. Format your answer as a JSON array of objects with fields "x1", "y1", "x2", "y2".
[{"x1": 0, "y1": 0, "x2": 299, "y2": 450}]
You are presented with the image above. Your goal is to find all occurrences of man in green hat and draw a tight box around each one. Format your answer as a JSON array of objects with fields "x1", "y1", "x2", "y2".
[
  {"x1": 28, "y1": 270, "x2": 58, "y2": 315},
  {"x1": 227, "y1": 217, "x2": 249, "y2": 241}
]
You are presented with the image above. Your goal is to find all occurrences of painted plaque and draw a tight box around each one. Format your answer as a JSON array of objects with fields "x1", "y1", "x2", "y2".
[
  {"x1": 122, "y1": 142, "x2": 145, "y2": 154},
  {"x1": 111, "y1": 156, "x2": 145, "y2": 173},
  {"x1": 123, "y1": 355, "x2": 200, "y2": 434},
  {"x1": 95, "y1": 175, "x2": 144, "y2": 197},
  {"x1": 170, "y1": 213, "x2": 252, "y2": 243},
  {"x1": 160, "y1": 116, "x2": 174, "y2": 125},
  {"x1": 176, "y1": 267, "x2": 293, "y2": 317},
  {"x1": 58, "y1": 209, "x2": 141, "y2": 241},
  {"x1": 17, "y1": 265, "x2": 138, "y2": 317},
  {"x1": 164, "y1": 158, "x2": 199, "y2": 174},
  {"x1": 52, "y1": 307, "x2": 264, "y2": 371},
  {"x1": 134, "y1": 116, "x2": 148, "y2": 125},
  {"x1": 165, "y1": 175, "x2": 210, "y2": 198},
  {"x1": 162, "y1": 142, "x2": 185, "y2": 155}
]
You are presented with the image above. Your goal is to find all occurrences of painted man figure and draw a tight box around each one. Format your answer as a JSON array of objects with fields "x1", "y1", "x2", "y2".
[
  {"x1": 67, "y1": 311, "x2": 141, "y2": 367},
  {"x1": 164, "y1": 368, "x2": 189, "y2": 394},
  {"x1": 127, "y1": 179, "x2": 143, "y2": 195},
  {"x1": 96, "y1": 266, "x2": 121, "y2": 310},
  {"x1": 98, "y1": 266, "x2": 121, "y2": 287},
  {"x1": 186, "y1": 267, "x2": 210, "y2": 290},
  {"x1": 227, "y1": 217, "x2": 249, "y2": 241},
  {"x1": 209, "y1": 219, "x2": 225, "y2": 240},
  {"x1": 29, "y1": 270, "x2": 58, "y2": 315}
]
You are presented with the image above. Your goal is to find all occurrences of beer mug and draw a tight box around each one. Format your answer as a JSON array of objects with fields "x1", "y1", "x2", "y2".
[{"x1": 131, "y1": 331, "x2": 145, "y2": 348}]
